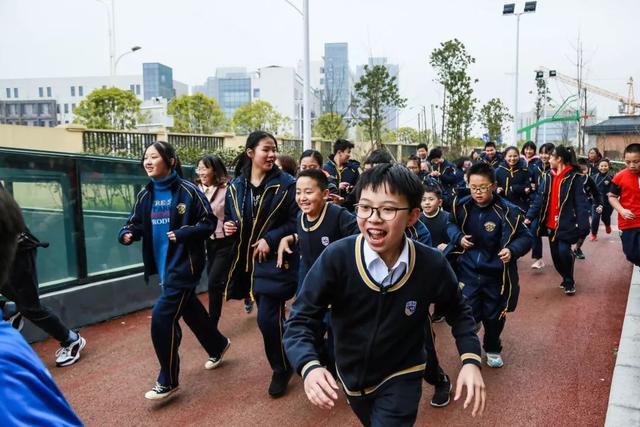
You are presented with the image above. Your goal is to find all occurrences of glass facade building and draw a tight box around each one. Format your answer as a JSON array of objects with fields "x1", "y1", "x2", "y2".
[
  {"x1": 143, "y1": 63, "x2": 174, "y2": 100},
  {"x1": 218, "y1": 78, "x2": 251, "y2": 118},
  {"x1": 323, "y1": 43, "x2": 351, "y2": 116}
]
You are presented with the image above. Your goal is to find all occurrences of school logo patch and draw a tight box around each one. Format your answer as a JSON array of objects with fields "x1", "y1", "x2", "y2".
[
  {"x1": 604, "y1": 180, "x2": 610, "y2": 185},
  {"x1": 459, "y1": 282, "x2": 465, "y2": 290},
  {"x1": 321, "y1": 236, "x2": 330, "y2": 246},
  {"x1": 484, "y1": 221, "x2": 496, "y2": 232},
  {"x1": 404, "y1": 301, "x2": 417, "y2": 316},
  {"x1": 176, "y1": 203, "x2": 187, "y2": 215}
]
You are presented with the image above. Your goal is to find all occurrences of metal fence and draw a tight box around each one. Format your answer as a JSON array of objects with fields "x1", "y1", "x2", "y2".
[
  {"x1": 280, "y1": 139, "x2": 303, "y2": 160},
  {"x1": 167, "y1": 133, "x2": 224, "y2": 152},
  {"x1": 82, "y1": 130, "x2": 156, "y2": 158}
]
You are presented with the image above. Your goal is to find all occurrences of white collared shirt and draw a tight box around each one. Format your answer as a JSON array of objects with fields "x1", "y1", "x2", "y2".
[{"x1": 362, "y1": 237, "x2": 409, "y2": 287}]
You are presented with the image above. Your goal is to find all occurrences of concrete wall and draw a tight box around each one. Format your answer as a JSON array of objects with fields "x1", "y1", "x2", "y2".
[
  {"x1": 0, "y1": 123, "x2": 84, "y2": 152},
  {"x1": 597, "y1": 135, "x2": 640, "y2": 161}
]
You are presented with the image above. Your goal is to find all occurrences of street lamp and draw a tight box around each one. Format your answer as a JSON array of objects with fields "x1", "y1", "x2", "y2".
[
  {"x1": 95, "y1": 0, "x2": 116, "y2": 76},
  {"x1": 284, "y1": 0, "x2": 311, "y2": 151},
  {"x1": 503, "y1": 1, "x2": 537, "y2": 144},
  {"x1": 114, "y1": 46, "x2": 142, "y2": 75}
]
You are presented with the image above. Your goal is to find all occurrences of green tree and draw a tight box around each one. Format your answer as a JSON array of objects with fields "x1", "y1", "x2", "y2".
[
  {"x1": 478, "y1": 98, "x2": 513, "y2": 142},
  {"x1": 353, "y1": 65, "x2": 407, "y2": 147},
  {"x1": 429, "y1": 39, "x2": 478, "y2": 147},
  {"x1": 168, "y1": 93, "x2": 225, "y2": 134},
  {"x1": 73, "y1": 87, "x2": 143, "y2": 129},
  {"x1": 231, "y1": 100, "x2": 287, "y2": 135},
  {"x1": 533, "y1": 77, "x2": 552, "y2": 143},
  {"x1": 313, "y1": 112, "x2": 347, "y2": 140}
]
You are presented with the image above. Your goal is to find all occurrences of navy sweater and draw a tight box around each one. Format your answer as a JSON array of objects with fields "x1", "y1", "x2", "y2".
[
  {"x1": 284, "y1": 235, "x2": 481, "y2": 396},
  {"x1": 419, "y1": 209, "x2": 450, "y2": 247}
]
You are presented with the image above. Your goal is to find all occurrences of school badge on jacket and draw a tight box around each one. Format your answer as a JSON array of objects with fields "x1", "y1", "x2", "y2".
[
  {"x1": 176, "y1": 203, "x2": 186, "y2": 215},
  {"x1": 484, "y1": 221, "x2": 496, "y2": 232},
  {"x1": 321, "y1": 236, "x2": 330, "y2": 246},
  {"x1": 404, "y1": 301, "x2": 417, "y2": 316}
]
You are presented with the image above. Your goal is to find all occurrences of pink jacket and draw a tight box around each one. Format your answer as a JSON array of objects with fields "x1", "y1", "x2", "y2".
[{"x1": 199, "y1": 183, "x2": 227, "y2": 239}]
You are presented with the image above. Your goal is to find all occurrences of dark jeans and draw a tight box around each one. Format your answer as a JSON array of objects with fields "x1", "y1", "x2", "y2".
[
  {"x1": 205, "y1": 237, "x2": 234, "y2": 329},
  {"x1": 348, "y1": 377, "x2": 422, "y2": 427},
  {"x1": 461, "y1": 279, "x2": 505, "y2": 353},
  {"x1": 254, "y1": 293, "x2": 290, "y2": 374},
  {"x1": 621, "y1": 228, "x2": 640, "y2": 266},
  {"x1": 151, "y1": 286, "x2": 228, "y2": 388},
  {"x1": 1, "y1": 248, "x2": 70, "y2": 344},
  {"x1": 549, "y1": 238, "x2": 575, "y2": 286},
  {"x1": 591, "y1": 203, "x2": 613, "y2": 235}
]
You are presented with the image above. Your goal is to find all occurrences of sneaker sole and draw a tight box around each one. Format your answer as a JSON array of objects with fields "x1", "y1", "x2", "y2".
[
  {"x1": 205, "y1": 339, "x2": 231, "y2": 370},
  {"x1": 56, "y1": 337, "x2": 86, "y2": 367},
  {"x1": 565, "y1": 290, "x2": 576, "y2": 296},
  {"x1": 145, "y1": 386, "x2": 179, "y2": 400}
]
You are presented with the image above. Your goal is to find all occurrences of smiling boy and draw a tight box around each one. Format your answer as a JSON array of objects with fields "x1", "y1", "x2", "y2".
[{"x1": 284, "y1": 164, "x2": 485, "y2": 426}]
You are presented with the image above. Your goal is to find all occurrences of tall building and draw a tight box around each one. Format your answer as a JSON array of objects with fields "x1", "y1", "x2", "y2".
[
  {"x1": 355, "y1": 57, "x2": 401, "y2": 131},
  {"x1": 323, "y1": 43, "x2": 351, "y2": 116},
  {"x1": 193, "y1": 68, "x2": 252, "y2": 118},
  {"x1": 143, "y1": 63, "x2": 174, "y2": 100},
  {"x1": 0, "y1": 99, "x2": 58, "y2": 127}
]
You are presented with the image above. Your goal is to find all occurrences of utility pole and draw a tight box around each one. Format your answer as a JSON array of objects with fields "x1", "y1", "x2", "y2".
[
  {"x1": 441, "y1": 87, "x2": 447, "y2": 146},
  {"x1": 431, "y1": 104, "x2": 438, "y2": 145}
]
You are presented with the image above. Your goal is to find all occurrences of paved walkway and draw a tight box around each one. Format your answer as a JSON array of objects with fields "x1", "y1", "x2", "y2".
[{"x1": 33, "y1": 228, "x2": 631, "y2": 427}]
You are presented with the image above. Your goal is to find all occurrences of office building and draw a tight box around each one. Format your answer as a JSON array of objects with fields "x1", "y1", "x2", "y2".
[
  {"x1": 323, "y1": 43, "x2": 351, "y2": 116},
  {"x1": 355, "y1": 57, "x2": 401, "y2": 131}
]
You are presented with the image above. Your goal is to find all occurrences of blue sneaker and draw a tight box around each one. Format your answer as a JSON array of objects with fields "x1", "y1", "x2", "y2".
[{"x1": 486, "y1": 353, "x2": 504, "y2": 368}]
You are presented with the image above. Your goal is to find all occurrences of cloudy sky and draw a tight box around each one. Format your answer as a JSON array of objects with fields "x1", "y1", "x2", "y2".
[{"x1": 1, "y1": 0, "x2": 638, "y2": 136}]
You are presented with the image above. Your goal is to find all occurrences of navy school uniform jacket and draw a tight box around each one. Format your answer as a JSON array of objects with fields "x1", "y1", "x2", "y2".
[
  {"x1": 224, "y1": 168, "x2": 299, "y2": 300},
  {"x1": 582, "y1": 174, "x2": 602, "y2": 208},
  {"x1": 430, "y1": 160, "x2": 458, "y2": 204},
  {"x1": 495, "y1": 159, "x2": 533, "y2": 211},
  {"x1": 419, "y1": 208, "x2": 451, "y2": 247},
  {"x1": 480, "y1": 151, "x2": 503, "y2": 168},
  {"x1": 526, "y1": 168, "x2": 591, "y2": 243},
  {"x1": 323, "y1": 156, "x2": 361, "y2": 188},
  {"x1": 118, "y1": 174, "x2": 215, "y2": 288},
  {"x1": 593, "y1": 172, "x2": 613, "y2": 206},
  {"x1": 447, "y1": 194, "x2": 532, "y2": 314},
  {"x1": 284, "y1": 234, "x2": 481, "y2": 396},
  {"x1": 525, "y1": 157, "x2": 544, "y2": 190}
]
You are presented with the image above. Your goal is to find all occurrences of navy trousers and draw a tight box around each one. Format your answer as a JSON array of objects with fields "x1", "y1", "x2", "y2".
[
  {"x1": 423, "y1": 320, "x2": 446, "y2": 385},
  {"x1": 621, "y1": 228, "x2": 640, "y2": 266},
  {"x1": 591, "y1": 204, "x2": 613, "y2": 235},
  {"x1": 151, "y1": 286, "x2": 228, "y2": 388},
  {"x1": 348, "y1": 377, "x2": 423, "y2": 427},
  {"x1": 549, "y1": 238, "x2": 575, "y2": 286},
  {"x1": 254, "y1": 293, "x2": 290, "y2": 374},
  {"x1": 461, "y1": 279, "x2": 505, "y2": 353},
  {"x1": 531, "y1": 219, "x2": 543, "y2": 259},
  {"x1": 205, "y1": 237, "x2": 235, "y2": 330}
]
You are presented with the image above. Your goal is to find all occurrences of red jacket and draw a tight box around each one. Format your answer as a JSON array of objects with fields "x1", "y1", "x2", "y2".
[{"x1": 546, "y1": 166, "x2": 574, "y2": 230}]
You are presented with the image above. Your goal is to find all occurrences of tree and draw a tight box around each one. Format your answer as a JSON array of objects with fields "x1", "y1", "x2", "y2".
[
  {"x1": 429, "y1": 39, "x2": 478, "y2": 147},
  {"x1": 313, "y1": 112, "x2": 347, "y2": 140},
  {"x1": 231, "y1": 100, "x2": 287, "y2": 135},
  {"x1": 478, "y1": 98, "x2": 513, "y2": 142},
  {"x1": 533, "y1": 77, "x2": 552, "y2": 143},
  {"x1": 391, "y1": 127, "x2": 423, "y2": 144},
  {"x1": 73, "y1": 87, "x2": 143, "y2": 130},
  {"x1": 353, "y1": 65, "x2": 407, "y2": 147},
  {"x1": 168, "y1": 93, "x2": 225, "y2": 134}
]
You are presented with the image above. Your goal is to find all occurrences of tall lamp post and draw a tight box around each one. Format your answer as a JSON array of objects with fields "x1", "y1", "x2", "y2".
[
  {"x1": 114, "y1": 46, "x2": 142, "y2": 75},
  {"x1": 503, "y1": 1, "x2": 537, "y2": 144},
  {"x1": 95, "y1": 0, "x2": 116, "y2": 76}
]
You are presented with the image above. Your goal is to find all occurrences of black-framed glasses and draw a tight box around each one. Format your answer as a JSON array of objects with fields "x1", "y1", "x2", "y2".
[
  {"x1": 354, "y1": 204, "x2": 411, "y2": 221},
  {"x1": 469, "y1": 185, "x2": 493, "y2": 194}
]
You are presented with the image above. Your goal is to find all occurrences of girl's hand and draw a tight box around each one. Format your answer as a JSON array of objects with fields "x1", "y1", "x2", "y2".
[
  {"x1": 224, "y1": 221, "x2": 238, "y2": 236},
  {"x1": 167, "y1": 231, "x2": 177, "y2": 242},
  {"x1": 277, "y1": 235, "x2": 295, "y2": 268},
  {"x1": 122, "y1": 232, "x2": 133, "y2": 244},
  {"x1": 252, "y1": 238, "x2": 270, "y2": 263}
]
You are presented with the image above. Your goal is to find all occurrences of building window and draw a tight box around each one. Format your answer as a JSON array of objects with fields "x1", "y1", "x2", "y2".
[
  {"x1": 47, "y1": 87, "x2": 52, "y2": 97},
  {"x1": 70, "y1": 86, "x2": 76, "y2": 97},
  {"x1": 39, "y1": 87, "x2": 44, "y2": 97},
  {"x1": 130, "y1": 84, "x2": 135, "y2": 93},
  {"x1": 56, "y1": 105, "x2": 60, "y2": 114},
  {"x1": 49, "y1": 121, "x2": 55, "y2": 127},
  {"x1": 6, "y1": 88, "x2": 10, "y2": 98},
  {"x1": 71, "y1": 103, "x2": 76, "y2": 112},
  {"x1": 136, "y1": 84, "x2": 141, "y2": 95},
  {"x1": 64, "y1": 104, "x2": 69, "y2": 114},
  {"x1": 79, "y1": 86, "x2": 84, "y2": 96},
  {"x1": 253, "y1": 88, "x2": 260, "y2": 98},
  {"x1": 13, "y1": 88, "x2": 18, "y2": 98}
]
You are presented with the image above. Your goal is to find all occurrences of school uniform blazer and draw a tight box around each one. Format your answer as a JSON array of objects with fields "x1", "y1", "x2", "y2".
[
  {"x1": 447, "y1": 194, "x2": 532, "y2": 314},
  {"x1": 224, "y1": 169, "x2": 299, "y2": 300},
  {"x1": 582, "y1": 175, "x2": 602, "y2": 208},
  {"x1": 284, "y1": 234, "x2": 481, "y2": 397},
  {"x1": 118, "y1": 175, "x2": 215, "y2": 288},
  {"x1": 323, "y1": 156, "x2": 361, "y2": 187},
  {"x1": 525, "y1": 157, "x2": 544, "y2": 189},
  {"x1": 593, "y1": 173, "x2": 613, "y2": 205},
  {"x1": 430, "y1": 160, "x2": 458, "y2": 199},
  {"x1": 526, "y1": 168, "x2": 591, "y2": 243},
  {"x1": 480, "y1": 152, "x2": 503, "y2": 168},
  {"x1": 496, "y1": 159, "x2": 532, "y2": 211}
]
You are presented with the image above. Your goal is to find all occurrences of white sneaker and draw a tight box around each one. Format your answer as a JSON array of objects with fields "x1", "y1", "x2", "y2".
[
  {"x1": 531, "y1": 259, "x2": 545, "y2": 269},
  {"x1": 144, "y1": 382, "x2": 179, "y2": 400},
  {"x1": 486, "y1": 353, "x2": 504, "y2": 368},
  {"x1": 205, "y1": 338, "x2": 231, "y2": 370},
  {"x1": 55, "y1": 334, "x2": 86, "y2": 367}
]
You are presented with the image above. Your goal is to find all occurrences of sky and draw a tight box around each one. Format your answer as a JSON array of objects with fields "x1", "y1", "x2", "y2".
[{"x1": 1, "y1": 0, "x2": 639, "y2": 138}]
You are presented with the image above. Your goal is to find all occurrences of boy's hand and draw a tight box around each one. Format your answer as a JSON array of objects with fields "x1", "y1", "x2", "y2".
[
  {"x1": 595, "y1": 205, "x2": 603, "y2": 214},
  {"x1": 121, "y1": 232, "x2": 133, "y2": 244},
  {"x1": 524, "y1": 218, "x2": 532, "y2": 226},
  {"x1": 167, "y1": 231, "x2": 177, "y2": 242},
  {"x1": 496, "y1": 187, "x2": 504, "y2": 194},
  {"x1": 224, "y1": 221, "x2": 238, "y2": 236},
  {"x1": 252, "y1": 238, "x2": 270, "y2": 263},
  {"x1": 276, "y1": 235, "x2": 295, "y2": 268},
  {"x1": 454, "y1": 363, "x2": 486, "y2": 417},
  {"x1": 338, "y1": 182, "x2": 351, "y2": 191},
  {"x1": 437, "y1": 243, "x2": 448, "y2": 252},
  {"x1": 327, "y1": 193, "x2": 345, "y2": 204},
  {"x1": 498, "y1": 248, "x2": 512, "y2": 263},
  {"x1": 620, "y1": 208, "x2": 636, "y2": 220},
  {"x1": 460, "y1": 235, "x2": 474, "y2": 249},
  {"x1": 304, "y1": 368, "x2": 339, "y2": 410}
]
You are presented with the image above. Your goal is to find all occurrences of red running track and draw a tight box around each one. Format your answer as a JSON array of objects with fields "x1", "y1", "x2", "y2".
[{"x1": 34, "y1": 227, "x2": 631, "y2": 427}]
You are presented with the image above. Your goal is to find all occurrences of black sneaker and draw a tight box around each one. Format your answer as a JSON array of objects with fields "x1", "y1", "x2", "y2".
[
  {"x1": 144, "y1": 382, "x2": 179, "y2": 400},
  {"x1": 564, "y1": 284, "x2": 576, "y2": 296},
  {"x1": 573, "y1": 249, "x2": 585, "y2": 260},
  {"x1": 205, "y1": 338, "x2": 231, "y2": 370},
  {"x1": 268, "y1": 369, "x2": 293, "y2": 398},
  {"x1": 430, "y1": 375, "x2": 452, "y2": 407},
  {"x1": 8, "y1": 312, "x2": 24, "y2": 332}
]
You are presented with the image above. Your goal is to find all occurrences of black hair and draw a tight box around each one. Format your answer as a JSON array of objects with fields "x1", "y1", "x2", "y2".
[
  {"x1": 598, "y1": 158, "x2": 611, "y2": 166},
  {"x1": 333, "y1": 138, "x2": 354, "y2": 154},
  {"x1": 484, "y1": 141, "x2": 497, "y2": 149},
  {"x1": 522, "y1": 141, "x2": 537, "y2": 153},
  {"x1": 577, "y1": 157, "x2": 588, "y2": 166},
  {"x1": 197, "y1": 154, "x2": 229, "y2": 186},
  {"x1": 553, "y1": 145, "x2": 579, "y2": 168},
  {"x1": 299, "y1": 149, "x2": 323, "y2": 167},
  {"x1": 364, "y1": 148, "x2": 394, "y2": 166},
  {"x1": 143, "y1": 141, "x2": 183, "y2": 177},
  {"x1": 277, "y1": 154, "x2": 298, "y2": 176},
  {"x1": 423, "y1": 184, "x2": 442, "y2": 199},
  {"x1": 504, "y1": 146, "x2": 520, "y2": 157},
  {"x1": 0, "y1": 184, "x2": 26, "y2": 287},
  {"x1": 467, "y1": 162, "x2": 496, "y2": 184},
  {"x1": 416, "y1": 143, "x2": 428, "y2": 151},
  {"x1": 539, "y1": 142, "x2": 555, "y2": 154},
  {"x1": 427, "y1": 147, "x2": 443, "y2": 161},
  {"x1": 588, "y1": 147, "x2": 603, "y2": 160},
  {"x1": 406, "y1": 155, "x2": 420, "y2": 165},
  {"x1": 624, "y1": 143, "x2": 640, "y2": 155},
  {"x1": 297, "y1": 168, "x2": 329, "y2": 191},
  {"x1": 354, "y1": 163, "x2": 423, "y2": 210},
  {"x1": 234, "y1": 131, "x2": 278, "y2": 177},
  {"x1": 455, "y1": 156, "x2": 470, "y2": 169}
]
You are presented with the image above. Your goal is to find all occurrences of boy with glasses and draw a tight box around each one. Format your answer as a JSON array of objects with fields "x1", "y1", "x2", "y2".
[{"x1": 448, "y1": 163, "x2": 531, "y2": 368}]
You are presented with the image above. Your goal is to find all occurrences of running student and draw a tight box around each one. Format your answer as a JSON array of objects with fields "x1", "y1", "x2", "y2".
[
  {"x1": 572, "y1": 158, "x2": 603, "y2": 259},
  {"x1": 427, "y1": 147, "x2": 458, "y2": 210},
  {"x1": 119, "y1": 141, "x2": 229, "y2": 400},
  {"x1": 299, "y1": 149, "x2": 340, "y2": 198},
  {"x1": 285, "y1": 164, "x2": 485, "y2": 426},
  {"x1": 529, "y1": 142, "x2": 554, "y2": 269},
  {"x1": 223, "y1": 131, "x2": 299, "y2": 397},
  {"x1": 323, "y1": 139, "x2": 360, "y2": 199},
  {"x1": 496, "y1": 146, "x2": 532, "y2": 212},
  {"x1": 609, "y1": 143, "x2": 640, "y2": 266},
  {"x1": 448, "y1": 162, "x2": 532, "y2": 368},
  {"x1": 591, "y1": 159, "x2": 614, "y2": 240},
  {"x1": 480, "y1": 141, "x2": 503, "y2": 168}
]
